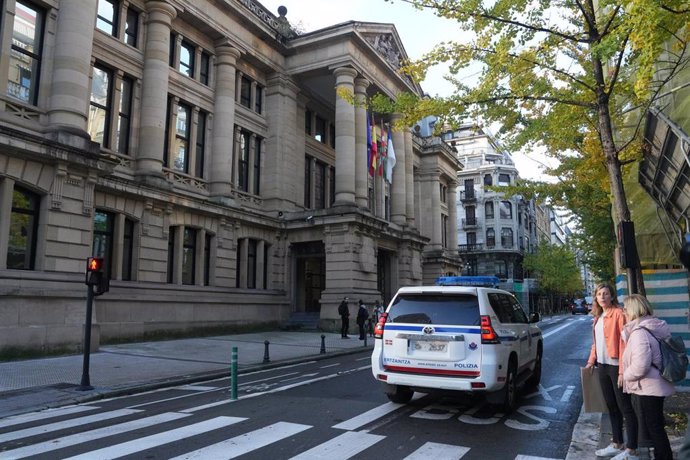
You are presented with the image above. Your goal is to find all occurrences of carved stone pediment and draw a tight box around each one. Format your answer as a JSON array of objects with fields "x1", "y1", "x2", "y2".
[{"x1": 362, "y1": 33, "x2": 402, "y2": 70}]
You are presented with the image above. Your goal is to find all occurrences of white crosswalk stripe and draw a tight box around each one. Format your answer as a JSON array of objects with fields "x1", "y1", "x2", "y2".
[
  {"x1": 171, "y1": 421, "x2": 311, "y2": 459},
  {"x1": 62, "y1": 416, "x2": 246, "y2": 460},
  {"x1": 0, "y1": 409, "x2": 142, "y2": 443},
  {"x1": 0, "y1": 405, "x2": 98, "y2": 429},
  {"x1": 403, "y1": 441, "x2": 470, "y2": 459},
  {"x1": 290, "y1": 431, "x2": 385, "y2": 459},
  {"x1": 1, "y1": 412, "x2": 190, "y2": 459}
]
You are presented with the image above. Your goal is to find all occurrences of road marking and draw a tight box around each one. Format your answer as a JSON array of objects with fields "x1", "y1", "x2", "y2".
[
  {"x1": 290, "y1": 430, "x2": 385, "y2": 459},
  {"x1": 332, "y1": 402, "x2": 404, "y2": 430},
  {"x1": 514, "y1": 456, "x2": 562, "y2": 460},
  {"x1": 280, "y1": 373, "x2": 318, "y2": 382},
  {"x1": 1, "y1": 412, "x2": 190, "y2": 459},
  {"x1": 173, "y1": 385, "x2": 218, "y2": 391},
  {"x1": 63, "y1": 416, "x2": 245, "y2": 460},
  {"x1": 182, "y1": 365, "x2": 371, "y2": 413},
  {"x1": 504, "y1": 406, "x2": 557, "y2": 431},
  {"x1": 0, "y1": 409, "x2": 142, "y2": 443},
  {"x1": 524, "y1": 384, "x2": 561, "y2": 401},
  {"x1": 403, "y1": 442, "x2": 470, "y2": 459},
  {"x1": 356, "y1": 356, "x2": 370, "y2": 361},
  {"x1": 0, "y1": 405, "x2": 98, "y2": 429},
  {"x1": 170, "y1": 421, "x2": 310, "y2": 459},
  {"x1": 319, "y1": 363, "x2": 340, "y2": 368},
  {"x1": 542, "y1": 321, "x2": 579, "y2": 339},
  {"x1": 561, "y1": 385, "x2": 576, "y2": 402}
]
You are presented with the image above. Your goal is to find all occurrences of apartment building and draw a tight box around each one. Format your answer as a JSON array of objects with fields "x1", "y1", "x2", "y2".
[{"x1": 0, "y1": 0, "x2": 460, "y2": 352}]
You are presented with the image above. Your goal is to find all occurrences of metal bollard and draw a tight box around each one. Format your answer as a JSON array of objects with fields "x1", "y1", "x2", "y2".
[
  {"x1": 230, "y1": 346, "x2": 238, "y2": 400},
  {"x1": 263, "y1": 340, "x2": 270, "y2": 363},
  {"x1": 320, "y1": 334, "x2": 326, "y2": 354}
]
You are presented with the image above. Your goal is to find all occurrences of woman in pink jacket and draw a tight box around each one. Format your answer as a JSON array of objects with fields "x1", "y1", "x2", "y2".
[
  {"x1": 622, "y1": 294, "x2": 674, "y2": 460},
  {"x1": 586, "y1": 283, "x2": 638, "y2": 459}
]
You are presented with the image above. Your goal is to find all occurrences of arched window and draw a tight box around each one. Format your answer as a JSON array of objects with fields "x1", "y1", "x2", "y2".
[
  {"x1": 500, "y1": 201, "x2": 512, "y2": 219},
  {"x1": 484, "y1": 174, "x2": 492, "y2": 186},
  {"x1": 501, "y1": 228, "x2": 513, "y2": 247}
]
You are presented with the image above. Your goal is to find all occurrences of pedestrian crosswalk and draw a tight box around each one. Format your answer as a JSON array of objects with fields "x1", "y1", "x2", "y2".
[{"x1": 0, "y1": 403, "x2": 564, "y2": 460}]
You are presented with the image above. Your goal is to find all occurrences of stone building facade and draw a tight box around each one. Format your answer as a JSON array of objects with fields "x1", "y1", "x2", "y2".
[{"x1": 0, "y1": 0, "x2": 460, "y2": 353}]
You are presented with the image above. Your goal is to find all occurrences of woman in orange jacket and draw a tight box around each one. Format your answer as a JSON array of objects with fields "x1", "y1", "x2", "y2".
[{"x1": 585, "y1": 283, "x2": 638, "y2": 459}]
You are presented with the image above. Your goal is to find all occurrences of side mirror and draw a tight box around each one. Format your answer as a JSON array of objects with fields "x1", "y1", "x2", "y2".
[{"x1": 529, "y1": 312, "x2": 540, "y2": 323}]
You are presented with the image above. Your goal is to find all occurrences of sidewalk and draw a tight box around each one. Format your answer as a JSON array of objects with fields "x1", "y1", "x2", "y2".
[
  {"x1": 1, "y1": 329, "x2": 688, "y2": 459},
  {"x1": 0, "y1": 330, "x2": 373, "y2": 419}
]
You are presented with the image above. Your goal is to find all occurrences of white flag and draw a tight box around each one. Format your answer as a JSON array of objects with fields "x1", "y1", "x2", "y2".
[{"x1": 385, "y1": 131, "x2": 396, "y2": 183}]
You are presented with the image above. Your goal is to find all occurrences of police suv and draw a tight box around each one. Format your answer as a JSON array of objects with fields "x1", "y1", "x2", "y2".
[{"x1": 371, "y1": 276, "x2": 542, "y2": 412}]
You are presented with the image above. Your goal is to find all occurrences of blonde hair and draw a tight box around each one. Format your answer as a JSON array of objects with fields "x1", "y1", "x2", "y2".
[
  {"x1": 591, "y1": 283, "x2": 619, "y2": 317},
  {"x1": 624, "y1": 294, "x2": 654, "y2": 321}
]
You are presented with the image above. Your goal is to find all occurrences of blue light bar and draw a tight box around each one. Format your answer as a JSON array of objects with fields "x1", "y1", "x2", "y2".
[{"x1": 435, "y1": 276, "x2": 500, "y2": 287}]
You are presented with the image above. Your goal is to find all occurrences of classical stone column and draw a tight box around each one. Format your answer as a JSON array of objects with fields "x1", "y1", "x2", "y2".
[
  {"x1": 333, "y1": 67, "x2": 358, "y2": 205},
  {"x1": 430, "y1": 176, "x2": 442, "y2": 251},
  {"x1": 47, "y1": 0, "x2": 98, "y2": 133},
  {"x1": 354, "y1": 77, "x2": 369, "y2": 209},
  {"x1": 404, "y1": 129, "x2": 415, "y2": 227},
  {"x1": 238, "y1": 238, "x2": 248, "y2": 288},
  {"x1": 209, "y1": 42, "x2": 240, "y2": 196},
  {"x1": 448, "y1": 181, "x2": 459, "y2": 252},
  {"x1": 195, "y1": 229, "x2": 205, "y2": 286},
  {"x1": 391, "y1": 114, "x2": 406, "y2": 225},
  {"x1": 248, "y1": 133, "x2": 257, "y2": 194},
  {"x1": 256, "y1": 240, "x2": 265, "y2": 289},
  {"x1": 135, "y1": 0, "x2": 176, "y2": 181}
]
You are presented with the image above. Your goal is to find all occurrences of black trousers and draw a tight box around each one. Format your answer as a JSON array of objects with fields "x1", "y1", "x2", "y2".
[
  {"x1": 597, "y1": 363, "x2": 637, "y2": 449},
  {"x1": 632, "y1": 394, "x2": 672, "y2": 459},
  {"x1": 340, "y1": 316, "x2": 349, "y2": 337},
  {"x1": 357, "y1": 321, "x2": 366, "y2": 339}
]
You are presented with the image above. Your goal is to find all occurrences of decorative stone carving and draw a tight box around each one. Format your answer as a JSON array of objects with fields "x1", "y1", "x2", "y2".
[
  {"x1": 82, "y1": 174, "x2": 96, "y2": 215},
  {"x1": 364, "y1": 33, "x2": 401, "y2": 70},
  {"x1": 50, "y1": 165, "x2": 67, "y2": 210}
]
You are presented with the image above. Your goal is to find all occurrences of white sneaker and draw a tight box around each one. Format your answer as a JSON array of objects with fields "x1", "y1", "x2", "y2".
[
  {"x1": 610, "y1": 450, "x2": 639, "y2": 460},
  {"x1": 595, "y1": 443, "x2": 624, "y2": 457}
]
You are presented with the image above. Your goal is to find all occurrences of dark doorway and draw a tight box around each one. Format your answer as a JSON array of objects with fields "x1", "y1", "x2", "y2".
[
  {"x1": 377, "y1": 249, "x2": 393, "y2": 304},
  {"x1": 292, "y1": 242, "x2": 325, "y2": 313}
]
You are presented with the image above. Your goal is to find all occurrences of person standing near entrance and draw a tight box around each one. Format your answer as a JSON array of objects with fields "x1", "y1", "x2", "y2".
[
  {"x1": 338, "y1": 297, "x2": 350, "y2": 338},
  {"x1": 357, "y1": 299, "x2": 369, "y2": 340}
]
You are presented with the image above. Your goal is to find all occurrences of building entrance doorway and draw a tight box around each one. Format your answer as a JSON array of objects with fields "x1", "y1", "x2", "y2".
[{"x1": 292, "y1": 242, "x2": 325, "y2": 313}]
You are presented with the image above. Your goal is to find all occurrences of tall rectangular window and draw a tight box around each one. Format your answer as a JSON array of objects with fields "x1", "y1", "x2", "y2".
[
  {"x1": 315, "y1": 116, "x2": 326, "y2": 143},
  {"x1": 96, "y1": 0, "x2": 118, "y2": 36},
  {"x1": 199, "y1": 51, "x2": 210, "y2": 85},
  {"x1": 8, "y1": 1, "x2": 44, "y2": 105},
  {"x1": 122, "y1": 218, "x2": 134, "y2": 281},
  {"x1": 167, "y1": 228, "x2": 175, "y2": 284},
  {"x1": 238, "y1": 131, "x2": 250, "y2": 191},
  {"x1": 125, "y1": 7, "x2": 139, "y2": 46},
  {"x1": 253, "y1": 136, "x2": 261, "y2": 195},
  {"x1": 182, "y1": 227, "x2": 196, "y2": 285},
  {"x1": 173, "y1": 102, "x2": 191, "y2": 172},
  {"x1": 329, "y1": 168, "x2": 335, "y2": 206},
  {"x1": 116, "y1": 75, "x2": 133, "y2": 154},
  {"x1": 247, "y1": 239, "x2": 257, "y2": 289},
  {"x1": 204, "y1": 233, "x2": 212, "y2": 286},
  {"x1": 305, "y1": 110, "x2": 312, "y2": 135},
  {"x1": 255, "y1": 85, "x2": 263, "y2": 113},
  {"x1": 486, "y1": 228, "x2": 496, "y2": 248},
  {"x1": 93, "y1": 210, "x2": 115, "y2": 278},
  {"x1": 501, "y1": 228, "x2": 513, "y2": 248},
  {"x1": 195, "y1": 111, "x2": 207, "y2": 178},
  {"x1": 304, "y1": 156, "x2": 312, "y2": 208},
  {"x1": 500, "y1": 201, "x2": 512, "y2": 219},
  {"x1": 88, "y1": 65, "x2": 112, "y2": 147},
  {"x1": 240, "y1": 76, "x2": 251, "y2": 108},
  {"x1": 314, "y1": 161, "x2": 325, "y2": 209},
  {"x1": 179, "y1": 40, "x2": 194, "y2": 77},
  {"x1": 7, "y1": 185, "x2": 39, "y2": 270},
  {"x1": 498, "y1": 173, "x2": 511, "y2": 186}
]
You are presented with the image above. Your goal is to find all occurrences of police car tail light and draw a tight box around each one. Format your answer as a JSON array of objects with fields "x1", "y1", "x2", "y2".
[
  {"x1": 374, "y1": 313, "x2": 388, "y2": 339},
  {"x1": 480, "y1": 315, "x2": 500, "y2": 344}
]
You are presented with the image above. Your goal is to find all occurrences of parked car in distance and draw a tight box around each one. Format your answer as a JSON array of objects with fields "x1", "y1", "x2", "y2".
[
  {"x1": 371, "y1": 284, "x2": 542, "y2": 413},
  {"x1": 571, "y1": 298, "x2": 589, "y2": 315}
]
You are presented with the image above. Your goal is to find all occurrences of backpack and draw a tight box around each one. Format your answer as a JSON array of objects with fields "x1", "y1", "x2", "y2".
[
  {"x1": 639, "y1": 325, "x2": 689, "y2": 383},
  {"x1": 338, "y1": 302, "x2": 347, "y2": 316}
]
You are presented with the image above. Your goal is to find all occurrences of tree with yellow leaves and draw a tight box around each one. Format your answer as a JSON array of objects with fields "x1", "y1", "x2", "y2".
[{"x1": 385, "y1": 0, "x2": 690, "y2": 294}]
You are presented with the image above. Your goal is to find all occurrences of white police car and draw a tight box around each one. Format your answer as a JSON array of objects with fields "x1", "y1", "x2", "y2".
[{"x1": 371, "y1": 278, "x2": 542, "y2": 412}]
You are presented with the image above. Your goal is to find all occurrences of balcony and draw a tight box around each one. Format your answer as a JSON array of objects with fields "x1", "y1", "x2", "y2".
[
  {"x1": 460, "y1": 190, "x2": 476, "y2": 202},
  {"x1": 462, "y1": 217, "x2": 479, "y2": 229},
  {"x1": 458, "y1": 243, "x2": 484, "y2": 252}
]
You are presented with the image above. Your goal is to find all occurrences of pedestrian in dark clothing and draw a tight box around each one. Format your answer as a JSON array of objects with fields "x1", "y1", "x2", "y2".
[
  {"x1": 338, "y1": 297, "x2": 350, "y2": 338},
  {"x1": 356, "y1": 300, "x2": 369, "y2": 340}
]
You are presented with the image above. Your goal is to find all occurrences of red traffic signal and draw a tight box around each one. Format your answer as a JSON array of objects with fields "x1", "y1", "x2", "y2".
[{"x1": 87, "y1": 257, "x2": 103, "y2": 272}]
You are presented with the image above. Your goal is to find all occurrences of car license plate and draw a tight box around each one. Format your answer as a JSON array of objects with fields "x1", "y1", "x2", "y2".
[{"x1": 412, "y1": 341, "x2": 447, "y2": 352}]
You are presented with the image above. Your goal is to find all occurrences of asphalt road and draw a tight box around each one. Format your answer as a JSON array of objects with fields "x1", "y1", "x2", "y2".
[{"x1": 0, "y1": 315, "x2": 593, "y2": 459}]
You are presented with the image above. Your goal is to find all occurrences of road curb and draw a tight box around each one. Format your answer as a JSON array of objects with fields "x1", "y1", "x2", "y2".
[{"x1": 565, "y1": 405, "x2": 601, "y2": 459}]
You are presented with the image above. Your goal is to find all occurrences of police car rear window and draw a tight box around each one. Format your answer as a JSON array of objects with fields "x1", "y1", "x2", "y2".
[{"x1": 387, "y1": 294, "x2": 480, "y2": 326}]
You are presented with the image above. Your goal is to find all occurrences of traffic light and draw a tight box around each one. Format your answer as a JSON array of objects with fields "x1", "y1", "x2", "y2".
[{"x1": 85, "y1": 257, "x2": 109, "y2": 295}]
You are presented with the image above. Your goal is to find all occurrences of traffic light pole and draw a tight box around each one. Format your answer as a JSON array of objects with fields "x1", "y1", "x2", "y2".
[{"x1": 78, "y1": 284, "x2": 95, "y2": 391}]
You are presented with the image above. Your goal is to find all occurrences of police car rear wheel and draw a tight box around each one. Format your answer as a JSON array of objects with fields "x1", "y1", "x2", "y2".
[
  {"x1": 502, "y1": 361, "x2": 518, "y2": 413},
  {"x1": 386, "y1": 385, "x2": 414, "y2": 403}
]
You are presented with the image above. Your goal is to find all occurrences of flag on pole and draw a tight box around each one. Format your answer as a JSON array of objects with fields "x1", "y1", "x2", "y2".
[
  {"x1": 369, "y1": 114, "x2": 378, "y2": 176},
  {"x1": 385, "y1": 130, "x2": 396, "y2": 183},
  {"x1": 366, "y1": 112, "x2": 372, "y2": 176},
  {"x1": 378, "y1": 120, "x2": 387, "y2": 177}
]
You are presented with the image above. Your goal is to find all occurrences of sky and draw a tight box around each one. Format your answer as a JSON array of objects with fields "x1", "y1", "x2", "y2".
[{"x1": 258, "y1": 0, "x2": 555, "y2": 181}]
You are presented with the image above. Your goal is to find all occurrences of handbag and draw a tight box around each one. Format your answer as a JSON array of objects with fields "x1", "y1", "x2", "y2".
[{"x1": 580, "y1": 367, "x2": 609, "y2": 413}]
